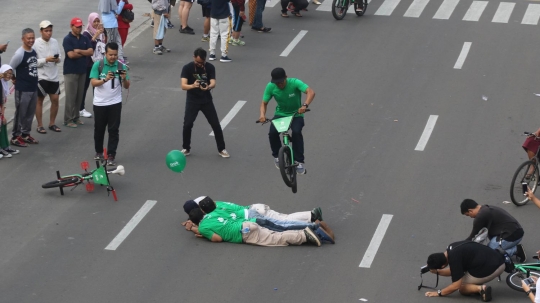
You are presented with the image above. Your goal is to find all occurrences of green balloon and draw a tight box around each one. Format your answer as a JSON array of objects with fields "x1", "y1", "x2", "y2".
[{"x1": 166, "y1": 150, "x2": 186, "y2": 173}]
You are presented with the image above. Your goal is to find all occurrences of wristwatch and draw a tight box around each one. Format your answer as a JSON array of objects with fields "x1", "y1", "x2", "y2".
[
  {"x1": 526, "y1": 290, "x2": 532, "y2": 296},
  {"x1": 437, "y1": 290, "x2": 442, "y2": 297},
  {"x1": 303, "y1": 103, "x2": 309, "y2": 108}
]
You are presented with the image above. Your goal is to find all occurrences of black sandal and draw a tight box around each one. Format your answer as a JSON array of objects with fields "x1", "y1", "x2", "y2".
[
  {"x1": 480, "y1": 285, "x2": 491, "y2": 302},
  {"x1": 48, "y1": 125, "x2": 62, "y2": 132},
  {"x1": 36, "y1": 126, "x2": 47, "y2": 134}
]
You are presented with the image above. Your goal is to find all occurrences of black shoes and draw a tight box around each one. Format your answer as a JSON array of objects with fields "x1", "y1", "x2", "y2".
[{"x1": 516, "y1": 244, "x2": 527, "y2": 263}]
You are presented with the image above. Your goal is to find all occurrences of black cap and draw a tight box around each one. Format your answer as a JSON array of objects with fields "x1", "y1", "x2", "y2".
[
  {"x1": 183, "y1": 200, "x2": 199, "y2": 215},
  {"x1": 271, "y1": 67, "x2": 286, "y2": 83}
]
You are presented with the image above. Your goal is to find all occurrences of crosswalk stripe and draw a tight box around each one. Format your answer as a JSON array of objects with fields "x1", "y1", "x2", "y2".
[
  {"x1": 374, "y1": 0, "x2": 401, "y2": 16},
  {"x1": 492, "y1": 2, "x2": 515, "y2": 23},
  {"x1": 522, "y1": 4, "x2": 540, "y2": 25},
  {"x1": 463, "y1": 1, "x2": 488, "y2": 21},
  {"x1": 404, "y1": 0, "x2": 430, "y2": 18},
  {"x1": 433, "y1": 0, "x2": 459, "y2": 19},
  {"x1": 316, "y1": 0, "x2": 334, "y2": 11}
]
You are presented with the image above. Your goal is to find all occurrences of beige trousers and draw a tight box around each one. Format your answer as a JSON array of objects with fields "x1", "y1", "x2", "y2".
[
  {"x1": 462, "y1": 263, "x2": 506, "y2": 285},
  {"x1": 249, "y1": 204, "x2": 311, "y2": 222},
  {"x1": 241, "y1": 221, "x2": 306, "y2": 247}
]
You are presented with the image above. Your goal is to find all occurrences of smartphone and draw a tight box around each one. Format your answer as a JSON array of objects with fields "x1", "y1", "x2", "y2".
[
  {"x1": 523, "y1": 183, "x2": 529, "y2": 196},
  {"x1": 54, "y1": 54, "x2": 59, "y2": 58},
  {"x1": 524, "y1": 277, "x2": 535, "y2": 286}
]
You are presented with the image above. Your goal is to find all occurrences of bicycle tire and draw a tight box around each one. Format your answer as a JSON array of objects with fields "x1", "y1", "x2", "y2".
[
  {"x1": 292, "y1": 176, "x2": 297, "y2": 193},
  {"x1": 42, "y1": 177, "x2": 81, "y2": 189},
  {"x1": 278, "y1": 146, "x2": 294, "y2": 187},
  {"x1": 510, "y1": 160, "x2": 539, "y2": 206},
  {"x1": 354, "y1": 0, "x2": 367, "y2": 16},
  {"x1": 332, "y1": 0, "x2": 349, "y2": 20},
  {"x1": 506, "y1": 270, "x2": 540, "y2": 292}
]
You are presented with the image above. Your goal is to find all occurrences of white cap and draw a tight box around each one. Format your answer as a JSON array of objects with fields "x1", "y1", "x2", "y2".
[
  {"x1": 39, "y1": 20, "x2": 53, "y2": 29},
  {"x1": 194, "y1": 196, "x2": 206, "y2": 204}
]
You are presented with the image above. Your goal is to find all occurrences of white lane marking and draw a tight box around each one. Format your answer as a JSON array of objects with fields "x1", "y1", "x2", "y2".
[
  {"x1": 492, "y1": 2, "x2": 515, "y2": 23},
  {"x1": 453, "y1": 42, "x2": 471, "y2": 70},
  {"x1": 359, "y1": 214, "x2": 393, "y2": 268},
  {"x1": 414, "y1": 115, "x2": 438, "y2": 151},
  {"x1": 105, "y1": 200, "x2": 157, "y2": 251},
  {"x1": 433, "y1": 0, "x2": 459, "y2": 19},
  {"x1": 404, "y1": 0, "x2": 430, "y2": 18},
  {"x1": 374, "y1": 0, "x2": 401, "y2": 16},
  {"x1": 266, "y1": 0, "x2": 279, "y2": 8},
  {"x1": 280, "y1": 30, "x2": 308, "y2": 57},
  {"x1": 210, "y1": 101, "x2": 247, "y2": 136},
  {"x1": 522, "y1": 4, "x2": 540, "y2": 25},
  {"x1": 462, "y1": 1, "x2": 488, "y2": 21}
]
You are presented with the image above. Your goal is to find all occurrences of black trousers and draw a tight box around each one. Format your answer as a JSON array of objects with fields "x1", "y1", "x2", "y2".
[
  {"x1": 94, "y1": 103, "x2": 122, "y2": 156},
  {"x1": 281, "y1": 0, "x2": 308, "y2": 13},
  {"x1": 182, "y1": 101, "x2": 225, "y2": 152}
]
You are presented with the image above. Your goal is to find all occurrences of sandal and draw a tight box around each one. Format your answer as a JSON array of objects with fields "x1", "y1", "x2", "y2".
[
  {"x1": 294, "y1": 12, "x2": 303, "y2": 17},
  {"x1": 480, "y1": 285, "x2": 491, "y2": 302},
  {"x1": 48, "y1": 125, "x2": 61, "y2": 132},
  {"x1": 281, "y1": 13, "x2": 289, "y2": 17},
  {"x1": 36, "y1": 126, "x2": 47, "y2": 134}
]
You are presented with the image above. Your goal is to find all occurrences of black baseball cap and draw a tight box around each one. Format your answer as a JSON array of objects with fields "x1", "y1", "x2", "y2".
[{"x1": 271, "y1": 67, "x2": 286, "y2": 83}]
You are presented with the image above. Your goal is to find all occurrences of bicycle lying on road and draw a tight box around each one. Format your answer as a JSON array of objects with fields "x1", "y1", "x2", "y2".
[
  {"x1": 332, "y1": 0, "x2": 368, "y2": 20},
  {"x1": 510, "y1": 132, "x2": 540, "y2": 206},
  {"x1": 506, "y1": 258, "x2": 540, "y2": 293},
  {"x1": 42, "y1": 157, "x2": 125, "y2": 201},
  {"x1": 257, "y1": 110, "x2": 309, "y2": 194}
]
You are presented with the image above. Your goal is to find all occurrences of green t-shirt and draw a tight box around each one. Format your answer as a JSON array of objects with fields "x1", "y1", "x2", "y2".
[
  {"x1": 262, "y1": 78, "x2": 309, "y2": 117},
  {"x1": 216, "y1": 201, "x2": 249, "y2": 212},
  {"x1": 198, "y1": 208, "x2": 255, "y2": 243}
]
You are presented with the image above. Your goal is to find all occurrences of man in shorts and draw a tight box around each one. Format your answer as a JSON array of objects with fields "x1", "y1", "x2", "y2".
[
  {"x1": 152, "y1": 0, "x2": 172, "y2": 55},
  {"x1": 178, "y1": 0, "x2": 195, "y2": 34},
  {"x1": 230, "y1": 0, "x2": 246, "y2": 45},
  {"x1": 200, "y1": 1, "x2": 211, "y2": 42},
  {"x1": 34, "y1": 20, "x2": 62, "y2": 134}
]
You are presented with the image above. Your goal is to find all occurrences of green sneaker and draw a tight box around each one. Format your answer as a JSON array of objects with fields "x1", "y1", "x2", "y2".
[
  {"x1": 232, "y1": 39, "x2": 246, "y2": 46},
  {"x1": 312, "y1": 207, "x2": 323, "y2": 221},
  {"x1": 201, "y1": 36, "x2": 210, "y2": 42}
]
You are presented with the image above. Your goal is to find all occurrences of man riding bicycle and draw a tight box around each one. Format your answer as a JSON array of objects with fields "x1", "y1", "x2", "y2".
[{"x1": 258, "y1": 67, "x2": 315, "y2": 174}]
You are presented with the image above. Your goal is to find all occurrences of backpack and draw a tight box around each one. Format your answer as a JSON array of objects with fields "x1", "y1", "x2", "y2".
[{"x1": 121, "y1": 9, "x2": 135, "y2": 23}]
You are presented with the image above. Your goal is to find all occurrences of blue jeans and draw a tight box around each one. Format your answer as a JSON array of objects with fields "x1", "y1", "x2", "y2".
[
  {"x1": 253, "y1": 0, "x2": 266, "y2": 29},
  {"x1": 249, "y1": 209, "x2": 314, "y2": 231},
  {"x1": 269, "y1": 116, "x2": 305, "y2": 163},
  {"x1": 488, "y1": 236, "x2": 522, "y2": 256}
]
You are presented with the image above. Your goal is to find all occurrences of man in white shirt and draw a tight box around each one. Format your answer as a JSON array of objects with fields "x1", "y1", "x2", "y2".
[
  {"x1": 34, "y1": 20, "x2": 62, "y2": 134},
  {"x1": 89, "y1": 42, "x2": 129, "y2": 166}
]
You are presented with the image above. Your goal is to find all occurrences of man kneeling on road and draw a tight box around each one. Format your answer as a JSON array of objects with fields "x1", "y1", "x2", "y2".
[
  {"x1": 185, "y1": 198, "x2": 334, "y2": 247},
  {"x1": 461, "y1": 199, "x2": 526, "y2": 262},
  {"x1": 424, "y1": 241, "x2": 505, "y2": 302}
]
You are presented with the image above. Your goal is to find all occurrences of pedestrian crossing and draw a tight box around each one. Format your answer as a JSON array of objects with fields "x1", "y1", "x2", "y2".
[{"x1": 315, "y1": 0, "x2": 540, "y2": 25}]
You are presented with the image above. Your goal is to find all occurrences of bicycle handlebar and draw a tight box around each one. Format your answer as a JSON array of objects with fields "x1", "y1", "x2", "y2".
[
  {"x1": 256, "y1": 109, "x2": 311, "y2": 124},
  {"x1": 524, "y1": 132, "x2": 540, "y2": 139}
]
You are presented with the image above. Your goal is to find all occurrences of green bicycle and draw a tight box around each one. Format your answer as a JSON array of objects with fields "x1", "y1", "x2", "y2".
[
  {"x1": 41, "y1": 158, "x2": 125, "y2": 201},
  {"x1": 332, "y1": 0, "x2": 368, "y2": 20},
  {"x1": 257, "y1": 110, "x2": 309, "y2": 194},
  {"x1": 506, "y1": 259, "x2": 540, "y2": 293},
  {"x1": 510, "y1": 132, "x2": 540, "y2": 206}
]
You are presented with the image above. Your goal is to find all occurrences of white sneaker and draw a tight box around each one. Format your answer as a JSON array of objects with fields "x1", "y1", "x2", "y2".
[
  {"x1": 181, "y1": 149, "x2": 190, "y2": 156},
  {"x1": 274, "y1": 158, "x2": 279, "y2": 169},
  {"x1": 80, "y1": 109, "x2": 92, "y2": 118},
  {"x1": 312, "y1": 0, "x2": 322, "y2": 4},
  {"x1": 0, "y1": 149, "x2": 12, "y2": 158},
  {"x1": 219, "y1": 149, "x2": 230, "y2": 158}
]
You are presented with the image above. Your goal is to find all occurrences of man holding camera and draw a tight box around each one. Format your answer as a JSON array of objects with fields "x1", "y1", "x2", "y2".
[
  {"x1": 424, "y1": 241, "x2": 505, "y2": 302},
  {"x1": 461, "y1": 199, "x2": 526, "y2": 262},
  {"x1": 180, "y1": 47, "x2": 229, "y2": 158},
  {"x1": 90, "y1": 42, "x2": 129, "y2": 166}
]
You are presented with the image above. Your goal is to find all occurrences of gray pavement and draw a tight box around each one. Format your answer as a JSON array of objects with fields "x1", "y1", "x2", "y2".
[{"x1": 2, "y1": 0, "x2": 540, "y2": 302}]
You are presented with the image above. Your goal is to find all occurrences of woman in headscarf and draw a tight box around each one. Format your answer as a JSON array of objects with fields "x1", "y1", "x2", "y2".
[
  {"x1": 80, "y1": 12, "x2": 106, "y2": 119},
  {"x1": 0, "y1": 64, "x2": 20, "y2": 157}
]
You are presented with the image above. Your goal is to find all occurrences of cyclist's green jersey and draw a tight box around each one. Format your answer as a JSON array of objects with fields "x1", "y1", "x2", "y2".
[
  {"x1": 198, "y1": 208, "x2": 255, "y2": 243},
  {"x1": 263, "y1": 78, "x2": 309, "y2": 117}
]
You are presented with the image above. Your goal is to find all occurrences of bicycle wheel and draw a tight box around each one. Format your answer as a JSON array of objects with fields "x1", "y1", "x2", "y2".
[
  {"x1": 354, "y1": 0, "x2": 367, "y2": 16},
  {"x1": 510, "y1": 160, "x2": 539, "y2": 206},
  {"x1": 506, "y1": 270, "x2": 540, "y2": 292},
  {"x1": 292, "y1": 169, "x2": 298, "y2": 193},
  {"x1": 42, "y1": 177, "x2": 81, "y2": 189},
  {"x1": 278, "y1": 146, "x2": 294, "y2": 187},
  {"x1": 332, "y1": 0, "x2": 349, "y2": 20}
]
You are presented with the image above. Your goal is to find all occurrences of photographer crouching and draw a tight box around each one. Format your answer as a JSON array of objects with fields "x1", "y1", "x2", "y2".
[
  {"x1": 90, "y1": 42, "x2": 130, "y2": 166},
  {"x1": 423, "y1": 241, "x2": 505, "y2": 302}
]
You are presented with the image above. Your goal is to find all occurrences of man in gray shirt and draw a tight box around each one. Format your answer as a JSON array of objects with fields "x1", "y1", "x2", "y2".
[{"x1": 461, "y1": 199, "x2": 526, "y2": 262}]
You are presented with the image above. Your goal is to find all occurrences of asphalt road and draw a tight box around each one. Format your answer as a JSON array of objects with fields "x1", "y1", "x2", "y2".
[{"x1": 1, "y1": 0, "x2": 540, "y2": 302}]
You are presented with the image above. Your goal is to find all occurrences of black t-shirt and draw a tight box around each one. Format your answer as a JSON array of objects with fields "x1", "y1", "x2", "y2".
[
  {"x1": 447, "y1": 241, "x2": 504, "y2": 282},
  {"x1": 180, "y1": 62, "x2": 216, "y2": 104},
  {"x1": 210, "y1": 0, "x2": 231, "y2": 19}
]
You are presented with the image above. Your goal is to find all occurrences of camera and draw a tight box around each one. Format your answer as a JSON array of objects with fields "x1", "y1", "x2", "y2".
[
  {"x1": 524, "y1": 277, "x2": 535, "y2": 286},
  {"x1": 115, "y1": 70, "x2": 126, "y2": 75},
  {"x1": 421, "y1": 265, "x2": 429, "y2": 274},
  {"x1": 197, "y1": 75, "x2": 208, "y2": 89}
]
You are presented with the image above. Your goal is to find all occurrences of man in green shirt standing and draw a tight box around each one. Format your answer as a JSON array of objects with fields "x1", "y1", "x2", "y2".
[{"x1": 258, "y1": 67, "x2": 315, "y2": 174}]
